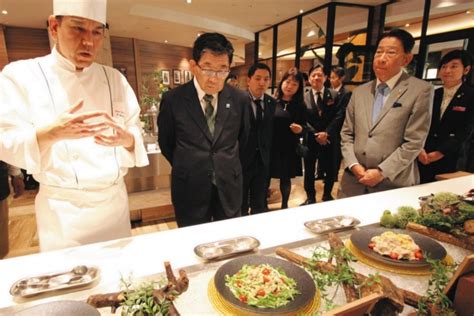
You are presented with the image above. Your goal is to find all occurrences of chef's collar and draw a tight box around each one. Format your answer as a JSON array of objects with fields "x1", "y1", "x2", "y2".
[{"x1": 52, "y1": 46, "x2": 93, "y2": 73}]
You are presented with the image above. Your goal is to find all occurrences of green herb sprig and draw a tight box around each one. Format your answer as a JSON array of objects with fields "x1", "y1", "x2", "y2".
[
  {"x1": 119, "y1": 275, "x2": 172, "y2": 316},
  {"x1": 417, "y1": 257, "x2": 457, "y2": 316}
]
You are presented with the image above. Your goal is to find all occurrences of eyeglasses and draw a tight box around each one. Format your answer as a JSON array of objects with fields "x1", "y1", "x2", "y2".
[
  {"x1": 197, "y1": 64, "x2": 230, "y2": 79},
  {"x1": 374, "y1": 49, "x2": 399, "y2": 58}
]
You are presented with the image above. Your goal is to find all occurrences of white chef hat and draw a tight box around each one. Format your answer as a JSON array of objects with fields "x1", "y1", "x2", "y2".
[{"x1": 53, "y1": 0, "x2": 107, "y2": 25}]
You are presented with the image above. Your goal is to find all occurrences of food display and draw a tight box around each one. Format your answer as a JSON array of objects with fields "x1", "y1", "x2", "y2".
[
  {"x1": 224, "y1": 263, "x2": 299, "y2": 308},
  {"x1": 380, "y1": 191, "x2": 474, "y2": 250},
  {"x1": 368, "y1": 231, "x2": 422, "y2": 261}
]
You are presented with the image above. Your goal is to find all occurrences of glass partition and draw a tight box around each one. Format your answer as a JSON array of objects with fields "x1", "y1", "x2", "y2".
[
  {"x1": 258, "y1": 28, "x2": 273, "y2": 60},
  {"x1": 300, "y1": 8, "x2": 328, "y2": 74}
]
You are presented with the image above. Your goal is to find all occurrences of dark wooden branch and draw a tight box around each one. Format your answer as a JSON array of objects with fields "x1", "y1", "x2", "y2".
[
  {"x1": 276, "y1": 247, "x2": 412, "y2": 312},
  {"x1": 328, "y1": 232, "x2": 360, "y2": 303},
  {"x1": 86, "y1": 262, "x2": 188, "y2": 314},
  {"x1": 406, "y1": 222, "x2": 474, "y2": 251}
]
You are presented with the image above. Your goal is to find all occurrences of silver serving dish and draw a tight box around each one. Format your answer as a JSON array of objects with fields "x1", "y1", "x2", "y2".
[
  {"x1": 194, "y1": 236, "x2": 260, "y2": 260},
  {"x1": 10, "y1": 265, "x2": 100, "y2": 298},
  {"x1": 304, "y1": 216, "x2": 360, "y2": 234}
]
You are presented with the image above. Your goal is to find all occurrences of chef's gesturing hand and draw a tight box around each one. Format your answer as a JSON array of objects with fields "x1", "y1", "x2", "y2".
[
  {"x1": 36, "y1": 100, "x2": 109, "y2": 152},
  {"x1": 94, "y1": 114, "x2": 135, "y2": 151}
]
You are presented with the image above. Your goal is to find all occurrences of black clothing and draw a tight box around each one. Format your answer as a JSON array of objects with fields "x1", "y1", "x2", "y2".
[
  {"x1": 419, "y1": 83, "x2": 474, "y2": 183},
  {"x1": 269, "y1": 99, "x2": 306, "y2": 179},
  {"x1": 241, "y1": 94, "x2": 276, "y2": 215},
  {"x1": 158, "y1": 82, "x2": 250, "y2": 227},
  {"x1": 0, "y1": 162, "x2": 9, "y2": 201},
  {"x1": 303, "y1": 88, "x2": 341, "y2": 201}
]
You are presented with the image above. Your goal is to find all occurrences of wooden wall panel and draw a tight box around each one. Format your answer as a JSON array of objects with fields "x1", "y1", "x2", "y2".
[
  {"x1": 110, "y1": 36, "x2": 138, "y2": 97},
  {"x1": 138, "y1": 39, "x2": 192, "y2": 90},
  {"x1": 4, "y1": 27, "x2": 50, "y2": 63},
  {"x1": 0, "y1": 26, "x2": 9, "y2": 70}
]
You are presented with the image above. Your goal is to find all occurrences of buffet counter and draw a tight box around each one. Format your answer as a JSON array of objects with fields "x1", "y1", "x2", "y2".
[{"x1": 0, "y1": 175, "x2": 473, "y2": 315}]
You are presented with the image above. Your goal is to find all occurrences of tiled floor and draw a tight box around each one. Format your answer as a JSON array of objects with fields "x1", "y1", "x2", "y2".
[{"x1": 5, "y1": 176, "x2": 338, "y2": 258}]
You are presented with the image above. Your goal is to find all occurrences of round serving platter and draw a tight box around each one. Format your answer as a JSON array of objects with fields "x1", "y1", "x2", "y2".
[
  {"x1": 213, "y1": 255, "x2": 316, "y2": 315},
  {"x1": 350, "y1": 227, "x2": 447, "y2": 268}
]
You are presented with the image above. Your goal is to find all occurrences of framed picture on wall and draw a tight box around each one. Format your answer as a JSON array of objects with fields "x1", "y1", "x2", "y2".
[
  {"x1": 184, "y1": 70, "x2": 193, "y2": 82},
  {"x1": 173, "y1": 69, "x2": 182, "y2": 85},
  {"x1": 161, "y1": 70, "x2": 170, "y2": 85}
]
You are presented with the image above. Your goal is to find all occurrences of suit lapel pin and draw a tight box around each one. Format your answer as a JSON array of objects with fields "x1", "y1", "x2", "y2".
[{"x1": 226, "y1": 103, "x2": 231, "y2": 109}]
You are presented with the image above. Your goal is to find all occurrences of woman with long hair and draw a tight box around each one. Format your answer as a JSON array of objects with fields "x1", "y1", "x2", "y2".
[{"x1": 269, "y1": 68, "x2": 306, "y2": 209}]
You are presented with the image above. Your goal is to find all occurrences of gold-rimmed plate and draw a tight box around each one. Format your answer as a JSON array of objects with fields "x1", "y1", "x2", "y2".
[
  {"x1": 350, "y1": 227, "x2": 446, "y2": 268},
  {"x1": 213, "y1": 255, "x2": 315, "y2": 315}
]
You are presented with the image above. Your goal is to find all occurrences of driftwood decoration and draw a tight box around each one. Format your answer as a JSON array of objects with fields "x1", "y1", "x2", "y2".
[
  {"x1": 276, "y1": 246, "x2": 415, "y2": 313},
  {"x1": 86, "y1": 262, "x2": 189, "y2": 315},
  {"x1": 406, "y1": 222, "x2": 474, "y2": 251}
]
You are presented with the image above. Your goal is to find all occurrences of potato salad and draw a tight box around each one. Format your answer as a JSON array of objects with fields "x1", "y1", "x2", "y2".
[{"x1": 369, "y1": 231, "x2": 423, "y2": 260}]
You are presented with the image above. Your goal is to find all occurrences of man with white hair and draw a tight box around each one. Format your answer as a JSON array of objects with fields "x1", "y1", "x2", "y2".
[{"x1": 0, "y1": 0, "x2": 148, "y2": 251}]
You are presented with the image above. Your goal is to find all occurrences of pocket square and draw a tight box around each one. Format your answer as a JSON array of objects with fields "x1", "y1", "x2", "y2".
[
  {"x1": 452, "y1": 106, "x2": 466, "y2": 112},
  {"x1": 392, "y1": 102, "x2": 402, "y2": 108}
]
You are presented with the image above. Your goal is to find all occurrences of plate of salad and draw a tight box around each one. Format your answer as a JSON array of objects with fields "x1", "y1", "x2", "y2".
[{"x1": 214, "y1": 255, "x2": 316, "y2": 314}]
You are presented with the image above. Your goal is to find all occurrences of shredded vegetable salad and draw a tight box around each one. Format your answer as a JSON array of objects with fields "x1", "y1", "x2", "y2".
[{"x1": 224, "y1": 263, "x2": 300, "y2": 308}]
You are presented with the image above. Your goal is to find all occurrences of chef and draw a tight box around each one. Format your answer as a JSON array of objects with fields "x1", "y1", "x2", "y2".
[{"x1": 0, "y1": 0, "x2": 148, "y2": 251}]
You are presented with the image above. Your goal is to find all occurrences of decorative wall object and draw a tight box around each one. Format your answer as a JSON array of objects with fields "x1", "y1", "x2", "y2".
[
  {"x1": 173, "y1": 69, "x2": 182, "y2": 85},
  {"x1": 162, "y1": 70, "x2": 170, "y2": 85},
  {"x1": 184, "y1": 70, "x2": 193, "y2": 82}
]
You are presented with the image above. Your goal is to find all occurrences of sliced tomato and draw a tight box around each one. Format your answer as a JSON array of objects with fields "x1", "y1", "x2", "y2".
[
  {"x1": 262, "y1": 268, "x2": 270, "y2": 275},
  {"x1": 368, "y1": 242, "x2": 376, "y2": 249},
  {"x1": 239, "y1": 294, "x2": 247, "y2": 303},
  {"x1": 256, "y1": 289, "x2": 266, "y2": 297},
  {"x1": 389, "y1": 252, "x2": 399, "y2": 260},
  {"x1": 263, "y1": 276, "x2": 270, "y2": 283},
  {"x1": 415, "y1": 250, "x2": 423, "y2": 260}
]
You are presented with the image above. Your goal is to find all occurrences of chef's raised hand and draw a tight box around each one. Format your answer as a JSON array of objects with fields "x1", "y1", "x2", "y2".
[
  {"x1": 36, "y1": 100, "x2": 109, "y2": 153},
  {"x1": 93, "y1": 113, "x2": 135, "y2": 151}
]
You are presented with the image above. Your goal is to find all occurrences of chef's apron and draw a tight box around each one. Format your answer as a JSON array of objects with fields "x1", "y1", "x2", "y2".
[{"x1": 35, "y1": 180, "x2": 131, "y2": 251}]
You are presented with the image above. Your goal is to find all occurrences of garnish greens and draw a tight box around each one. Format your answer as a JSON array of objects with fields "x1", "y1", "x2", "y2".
[
  {"x1": 307, "y1": 246, "x2": 381, "y2": 313},
  {"x1": 120, "y1": 275, "x2": 175, "y2": 316},
  {"x1": 417, "y1": 257, "x2": 457, "y2": 316}
]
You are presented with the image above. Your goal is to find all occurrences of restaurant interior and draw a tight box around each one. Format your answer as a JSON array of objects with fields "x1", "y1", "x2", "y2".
[{"x1": 0, "y1": 0, "x2": 473, "y2": 315}]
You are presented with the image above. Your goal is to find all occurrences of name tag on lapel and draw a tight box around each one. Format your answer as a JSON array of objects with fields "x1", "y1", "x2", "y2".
[
  {"x1": 226, "y1": 103, "x2": 231, "y2": 109},
  {"x1": 452, "y1": 106, "x2": 466, "y2": 112}
]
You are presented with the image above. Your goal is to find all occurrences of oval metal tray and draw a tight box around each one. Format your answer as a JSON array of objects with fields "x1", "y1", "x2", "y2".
[
  {"x1": 304, "y1": 216, "x2": 360, "y2": 234},
  {"x1": 10, "y1": 266, "x2": 100, "y2": 298},
  {"x1": 194, "y1": 236, "x2": 260, "y2": 260}
]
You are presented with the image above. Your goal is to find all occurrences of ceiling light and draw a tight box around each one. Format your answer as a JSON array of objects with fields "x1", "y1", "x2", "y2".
[
  {"x1": 1, "y1": 10, "x2": 7, "y2": 15},
  {"x1": 307, "y1": 30, "x2": 315, "y2": 37},
  {"x1": 467, "y1": 10, "x2": 471, "y2": 14},
  {"x1": 299, "y1": 9, "x2": 303, "y2": 14},
  {"x1": 186, "y1": 0, "x2": 192, "y2": 3},
  {"x1": 197, "y1": 33, "x2": 201, "y2": 37},
  {"x1": 405, "y1": 23, "x2": 410, "y2": 27},
  {"x1": 258, "y1": 52, "x2": 262, "y2": 56},
  {"x1": 164, "y1": 40, "x2": 168, "y2": 43}
]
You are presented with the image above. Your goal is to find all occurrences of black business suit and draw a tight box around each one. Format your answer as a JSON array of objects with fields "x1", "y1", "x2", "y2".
[
  {"x1": 303, "y1": 87, "x2": 341, "y2": 201},
  {"x1": 419, "y1": 83, "x2": 474, "y2": 183},
  {"x1": 158, "y1": 81, "x2": 249, "y2": 227},
  {"x1": 241, "y1": 93, "x2": 276, "y2": 215}
]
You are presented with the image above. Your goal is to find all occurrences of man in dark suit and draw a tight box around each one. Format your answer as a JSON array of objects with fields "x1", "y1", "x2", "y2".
[
  {"x1": 418, "y1": 50, "x2": 474, "y2": 182},
  {"x1": 301, "y1": 64, "x2": 341, "y2": 204},
  {"x1": 158, "y1": 33, "x2": 249, "y2": 227},
  {"x1": 241, "y1": 63, "x2": 276, "y2": 215}
]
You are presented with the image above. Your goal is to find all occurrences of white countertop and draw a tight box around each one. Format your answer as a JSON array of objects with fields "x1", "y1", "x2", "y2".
[{"x1": 0, "y1": 175, "x2": 473, "y2": 313}]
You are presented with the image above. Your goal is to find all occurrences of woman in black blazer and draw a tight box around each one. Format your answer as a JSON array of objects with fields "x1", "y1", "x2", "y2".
[
  {"x1": 418, "y1": 50, "x2": 474, "y2": 183},
  {"x1": 269, "y1": 68, "x2": 306, "y2": 209}
]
